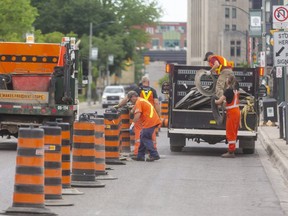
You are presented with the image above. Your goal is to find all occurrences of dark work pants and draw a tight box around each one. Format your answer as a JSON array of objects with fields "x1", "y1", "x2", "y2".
[{"x1": 138, "y1": 126, "x2": 159, "y2": 159}]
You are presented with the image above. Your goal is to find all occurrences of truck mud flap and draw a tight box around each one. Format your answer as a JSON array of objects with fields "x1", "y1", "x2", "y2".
[
  {"x1": 195, "y1": 69, "x2": 216, "y2": 96},
  {"x1": 211, "y1": 95, "x2": 225, "y2": 125}
]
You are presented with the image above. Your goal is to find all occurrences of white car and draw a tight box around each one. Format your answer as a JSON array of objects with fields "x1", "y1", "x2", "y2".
[{"x1": 101, "y1": 85, "x2": 125, "y2": 108}]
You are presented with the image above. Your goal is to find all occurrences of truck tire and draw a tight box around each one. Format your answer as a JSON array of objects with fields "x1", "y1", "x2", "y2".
[
  {"x1": 211, "y1": 95, "x2": 225, "y2": 125},
  {"x1": 170, "y1": 134, "x2": 185, "y2": 152},
  {"x1": 239, "y1": 139, "x2": 255, "y2": 154},
  {"x1": 195, "y1": 69, "x2": 216, "y2": 96}
]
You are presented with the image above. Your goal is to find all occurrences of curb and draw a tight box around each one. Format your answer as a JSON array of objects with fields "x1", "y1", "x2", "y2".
[{"x1": 258, "y1": 127, "x2": 288, "y2": 182}]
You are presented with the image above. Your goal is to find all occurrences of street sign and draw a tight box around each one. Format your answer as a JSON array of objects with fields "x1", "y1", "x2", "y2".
[
  {"x1": 276, "y1": 67, "x2": 283, "y2": 78},
  {"x1": 273, "y1": 31, "x2": 288, "y2": 66},
  {"x1": 273, "y1": 6, "x2": 288, "y2": 29},
  {"x1": 249, "y1": 10, "x2": 262, "y2": 37}
]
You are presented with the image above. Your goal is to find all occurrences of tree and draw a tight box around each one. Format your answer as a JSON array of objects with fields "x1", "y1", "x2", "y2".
[{"x1": 0, "y1": 0, "x2": 38, "y2": 41}]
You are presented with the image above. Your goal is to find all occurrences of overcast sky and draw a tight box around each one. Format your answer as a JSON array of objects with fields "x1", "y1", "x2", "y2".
[{"x1": 157, "y1": 0, "x2": 187, "y2": 22}]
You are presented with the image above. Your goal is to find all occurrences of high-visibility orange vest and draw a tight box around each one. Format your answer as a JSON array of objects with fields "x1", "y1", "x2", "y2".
[
  {"x1": 139, "y1": 87, "x2": 155, "y2": 107},
  {"x1": 209, "y1": 55, "x2": 233, "y2": 75}
]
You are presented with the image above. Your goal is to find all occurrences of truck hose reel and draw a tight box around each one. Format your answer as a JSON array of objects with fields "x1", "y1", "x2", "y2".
[
  {"x1": 211, "y1": 95, "x2": 225, "y2": 125},
  {"x1": 195, "y1": 69, "x2": 216, "y2": 96}
]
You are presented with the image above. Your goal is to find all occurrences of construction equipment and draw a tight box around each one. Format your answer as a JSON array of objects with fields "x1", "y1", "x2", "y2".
[
  {"x1": 0, "y1": 37, "x2": 80, "y2": 138},
  {"x1": 162, "y1": 65, "x2": 260, "y2": 154}
]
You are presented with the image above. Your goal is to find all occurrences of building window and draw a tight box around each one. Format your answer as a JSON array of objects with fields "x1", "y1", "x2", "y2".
[
  {"x1": 232, "y1": 8, "x2": 236, "y2": 18},
  {"x1": 225, "y1": 8, "x2": 230, "y2": 18},
  {"x1": 232, "y1": 25, "x2": 236, "y2": 31},
  {"x1": 230, "y1": 40, "x2": 241, "y2": 57},
  {"x1": 146, "y1": 27, "x2": 154, "y2": 34},
  {"x1": 164, "y1": 40, "x2": 180, "y2": 49},
  {"x1": 225, "y1": 25, "x2": 230, "y2": 31},
  {"x1": 236, "y1": 41, "x2": 241, "y2": 56},
  {"x1": 152, "y1": 39, "x2": 159, "y2": 47}
]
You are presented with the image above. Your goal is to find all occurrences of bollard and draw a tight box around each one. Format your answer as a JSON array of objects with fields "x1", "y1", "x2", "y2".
[
  {"x1": 5, "y1": 127, "x2": 56, "y2": 215},
  {"x1": 71, "y1": 121, "x2": 105, "y2": 187},
  {"x1": 41, "y1": 125, "x2": 73, "y2": 206},
  {"x1": 92, "y1": 115, "x2": 117, "y2": 180},
  {"x1": 104, "y1": 108, "x2": 126, "y2": 165}
]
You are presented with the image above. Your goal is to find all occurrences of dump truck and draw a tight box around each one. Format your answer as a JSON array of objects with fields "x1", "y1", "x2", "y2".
[
  {"x1": 162, "y1": 64, "x2": 261, "y2": 154},
  {"x1": 0, "y1": 37, "x2": 79, "y2": 138}
]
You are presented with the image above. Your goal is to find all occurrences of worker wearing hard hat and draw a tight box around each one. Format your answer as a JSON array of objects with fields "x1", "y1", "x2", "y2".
[{"x1": 203, "y1": 51, "x2": 234, "y2": 98}]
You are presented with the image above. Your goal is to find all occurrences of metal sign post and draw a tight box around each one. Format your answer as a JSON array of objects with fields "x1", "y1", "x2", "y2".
[{"x1": 285, "y1": 66, "x2": 288, "y2": 144}]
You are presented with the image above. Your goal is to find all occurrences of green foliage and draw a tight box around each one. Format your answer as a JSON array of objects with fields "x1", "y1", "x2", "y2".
[
  {"x1": 158, "y1": 74, "x2": 169, "y2": 86},
  {"x1": 0, "y1": 0, "x2": 38, "y2": 41}
]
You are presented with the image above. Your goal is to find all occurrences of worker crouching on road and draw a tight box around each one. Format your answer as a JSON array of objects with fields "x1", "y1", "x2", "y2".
[
  {"x1": 215, "y1": 75, "x2": 240, "y2": 158},
  {"x1": 204, "y1": 51, "x2": 234, "y2": 98},
  {"x1": 127, "y1": 91, "x2": 161, "y2": 162}
]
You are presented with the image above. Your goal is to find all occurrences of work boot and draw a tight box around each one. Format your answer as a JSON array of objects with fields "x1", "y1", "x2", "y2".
[
  {"x1": 131, "y1": 156, "x2": 145, "y2": 161},
  {"x1": 146, "y1": 155, "x2": 160, "y2": 162},
  {"x1": 221, "y1": 151, "x2": 235, "y2": 158}
]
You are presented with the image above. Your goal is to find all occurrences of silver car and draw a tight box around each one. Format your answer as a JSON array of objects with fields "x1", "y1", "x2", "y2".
[{"x1": 101, "y1": 85, "x2": 125, "y2": 108}]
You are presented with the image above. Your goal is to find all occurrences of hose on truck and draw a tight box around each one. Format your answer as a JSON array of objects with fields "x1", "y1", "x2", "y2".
[{"x1": 241, "y1": 96, "x2": 257, "y2": 131}]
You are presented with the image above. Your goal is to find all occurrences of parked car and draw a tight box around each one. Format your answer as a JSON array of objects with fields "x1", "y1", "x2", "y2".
[{"x1": 101, "y1": 85, "x2": 125, "y2": 108}]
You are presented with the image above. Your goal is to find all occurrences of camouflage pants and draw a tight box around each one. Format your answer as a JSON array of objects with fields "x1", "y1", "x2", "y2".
[{"x1": 215, "y1": 69, "x2": 234, "y2": 98}]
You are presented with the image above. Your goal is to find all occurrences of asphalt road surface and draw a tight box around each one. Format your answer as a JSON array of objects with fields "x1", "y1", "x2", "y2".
[{"x1": 0, "y1": 108, "x2": 288, "y2": 216}]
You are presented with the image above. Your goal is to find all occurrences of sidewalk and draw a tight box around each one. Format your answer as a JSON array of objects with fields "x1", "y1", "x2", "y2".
[{"x1": 258, "y1": 124, "x2": 288, "y2": 182}]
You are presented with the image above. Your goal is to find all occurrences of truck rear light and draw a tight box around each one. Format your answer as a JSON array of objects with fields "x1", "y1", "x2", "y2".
[
  {"x1": 166, "y1": 64, "x2": 172, "y2": 73},
  {"x1": 259, "y1": 67, "x2": 264, "y2": 77}
]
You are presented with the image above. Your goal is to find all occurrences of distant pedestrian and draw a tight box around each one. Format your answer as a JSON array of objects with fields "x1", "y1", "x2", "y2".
[
  {"x1": 127, "y1": 91, "x2": 161, "y2": 162},
  {"x1": 215, "y1": 75, "x2": 240, "y2": 158},
  {"x1": 203, "y1": 51, "x2": 234, "y2": 98}
]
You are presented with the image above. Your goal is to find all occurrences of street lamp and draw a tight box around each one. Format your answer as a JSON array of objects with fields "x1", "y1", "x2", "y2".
[{"x1": 87, "y1": 21, "x2": 115, "y2": 106}]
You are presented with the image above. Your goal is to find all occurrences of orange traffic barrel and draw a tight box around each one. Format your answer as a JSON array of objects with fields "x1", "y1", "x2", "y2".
[
  {"x1": 92, "y1": 114, "x2": 117, "y2": 180},
  {"x1": 41, "y1": 125, "x2": 73, "y2": 206},
  {"x1": 71, "y1": 121, "x2": 105, "y2": 187},
  {"x1": 46, "y1": 121, "x2": 83, "y2": 195},
  {"x1": 5, "y1": 127, "x2": 56, "y2": 215},
  {"x1": 104, "y1": 109, "x2": 125, "y2": 165},
  {"x1": 161, "y1": 100, "x2": 169, "y2": 127},
  {"x1": 120, "y1": 107, "x2": 131, "y2": 153}
]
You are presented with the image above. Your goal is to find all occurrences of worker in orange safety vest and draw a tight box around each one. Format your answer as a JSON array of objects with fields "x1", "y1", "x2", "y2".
[
  {"x1": 203, "y1": 51, "x2": 234, "y2": 98},
  {"x1": 116, "y1": 76, "x2": 160, "y2": 156},
  {"x1": 215, "y1": 75, "x2": 240, "y2": 158}
]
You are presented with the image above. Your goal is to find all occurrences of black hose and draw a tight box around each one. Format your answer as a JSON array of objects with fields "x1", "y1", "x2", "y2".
[{"x1": 211, "y1": 95, "x2": 225, "y2": 125}]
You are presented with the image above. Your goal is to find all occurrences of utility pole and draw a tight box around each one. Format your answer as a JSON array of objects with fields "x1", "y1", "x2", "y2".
[
  {"x1": 87, "y1": 22, "x2": 92, "y2": 106},
  {"x1": 262, "y1": 0, "x2": 266, "y2": 75}
]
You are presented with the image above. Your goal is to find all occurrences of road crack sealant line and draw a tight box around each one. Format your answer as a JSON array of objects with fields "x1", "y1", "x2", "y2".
[{"x1": 258, "y1": 128, "x2": 288, "y2": 183}]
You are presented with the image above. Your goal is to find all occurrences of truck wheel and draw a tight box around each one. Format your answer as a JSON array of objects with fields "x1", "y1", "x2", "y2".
[
  {"x1": 170, "y1": 134, "x2": 185, "y2": 152},
  {"x1": 211, "y1": 95, "x2": 225, "y2": 125},
  {"x1": 239, "y1": 139, "x2": 255, "y2": 154}
]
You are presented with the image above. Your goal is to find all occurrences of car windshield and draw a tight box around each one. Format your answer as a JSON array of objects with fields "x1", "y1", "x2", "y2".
[{"x1": 104, "y1": 87, "x2": 124, "y2": 93}]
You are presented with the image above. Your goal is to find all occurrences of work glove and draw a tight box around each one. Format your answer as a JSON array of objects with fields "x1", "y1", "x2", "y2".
[
  {"x1": 129, "y1": 122, "x2": 135, "y2": 133},
  {"x1": 205, "y1": 70, "x2": 211, "y2": 76},
  {"x1": 113, "y1": 104, "x2": 119, "y2": 109}
]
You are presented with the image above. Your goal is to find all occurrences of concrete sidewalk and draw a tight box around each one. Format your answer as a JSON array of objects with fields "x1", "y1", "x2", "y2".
[{"x1": 258, "y1": 125, "x2": 288, "y2": 182}]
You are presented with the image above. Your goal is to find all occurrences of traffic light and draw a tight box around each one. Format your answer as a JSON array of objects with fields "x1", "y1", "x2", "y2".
[{"x1": 144, "y1": 56, "x2": 150, "y2": 65}]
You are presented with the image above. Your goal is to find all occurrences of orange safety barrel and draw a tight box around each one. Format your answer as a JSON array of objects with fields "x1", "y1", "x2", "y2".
[
  {"x1": 71, "y1": 121, "x2": 105, "y2": 187},
  {"x1": 41, "y1": 125, "x2": 73, "y2": 206},
  {"x1": 120, "y1": 108, "x2": 131, "y2": 153},
  {"x1": 57, "y1": 122, "x2": 71, "y2": 189},
  {"x1": 161, "y1": 100, "x2": 169, "y2": 128},
  {"x1": 93, "y1": 115, "x2": 117, "y2": 180},
  {"x1": 45, "y1": 121, "x2": 83, "y2": 195},
  {"x1": 5, "y1": 127, "x2": 56, "y2": 215},
  {"x1": 104, "y1": 109, "x2": 126, "y2": 165}
]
